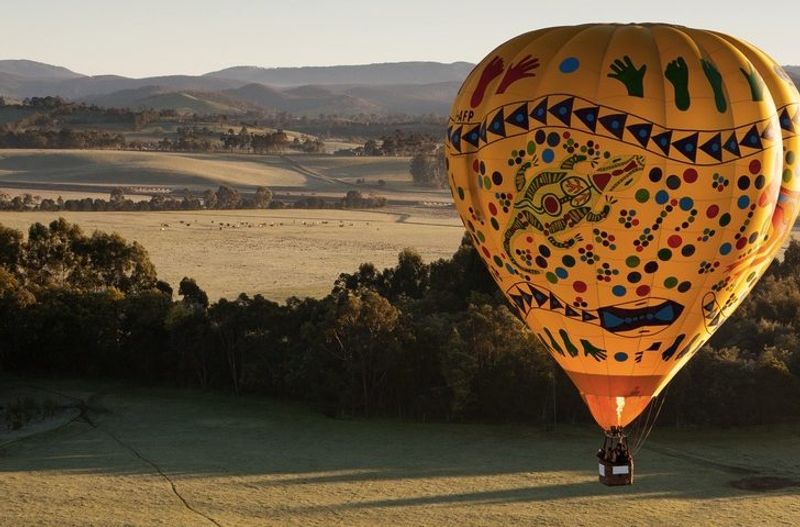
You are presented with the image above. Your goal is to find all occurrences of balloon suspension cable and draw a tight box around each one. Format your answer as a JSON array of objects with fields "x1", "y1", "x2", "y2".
[
  {"x1": 631, "y1": 388, "x2": 669, "y2": 456},
  {"x1": 628, "y1": 395, "x2": 656, "y2": 450},
  {"x1": 625, "y1": 411, "x2": 645, "y2": 449}
]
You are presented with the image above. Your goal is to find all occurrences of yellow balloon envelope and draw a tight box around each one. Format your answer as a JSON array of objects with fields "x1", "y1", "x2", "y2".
[{"x1": 446, "y1": 24, "x2": 800, "y2": 430}]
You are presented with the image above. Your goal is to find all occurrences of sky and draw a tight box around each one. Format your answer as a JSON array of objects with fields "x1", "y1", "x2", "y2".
[{"x1": 1, "y1": 0, "x2": 799, "y2": 78}]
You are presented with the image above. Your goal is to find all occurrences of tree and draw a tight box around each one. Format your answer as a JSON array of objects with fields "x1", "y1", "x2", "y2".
[
  {"x1": 110, "y1": 188, "x2": 125, "y2": 204},
  {"x1": 15, "y1": 219, "x2": 158, "y2": 293},
  {"x1": 165, "y1": 299, "x2": 213, "y2": 388},
  {"x1": 215, "y1": 185, "x2": 242, "y2": 209},
  {"x1": 178, "y1": 277, "x2": 209, "y2": 309},
  {"x1": 409, "y1": 146, "x2": 447, "y2": 188},
  {"x1": 332, "y1": 262, "x2": 383, "y2": 297},
  {"x1": 252, "y1": 186, "x2": 273, "y2": 209},
  {"x1": 439, "y1": 304, "x2": 553, "y2": 420},
  {"x1": 385, "y1": 249, "x2": 429, "y2": 300},
  {"x1": 0, "y1": 225, "x2": 24, "y2": 275},
  {"x1": 209, "y1": 294, "x2": 282, "y2": 396},
  {"x1": 77, "y1": 233, "x2": 158, "y2": 293},
  {"x1": 324, "y1": 291, "x2": 402, "y2": 417},
  {"x1": 342, "y1": 190, "x2": 364, "y2": 208},
  {"x1": 202, "y1": 189, "x2": 218, "y2": 209},
  {"x1": 24, "y1": 218, "x2": 83, "y2": 287},
  {"x1": 363, "y1": 139, "x2": 381, "y2": 156}
]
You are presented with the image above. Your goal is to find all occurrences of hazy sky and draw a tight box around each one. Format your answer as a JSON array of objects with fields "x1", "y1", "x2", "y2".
[{"x1": 1, "y1": 0, "x2": 798, "y2": 77}]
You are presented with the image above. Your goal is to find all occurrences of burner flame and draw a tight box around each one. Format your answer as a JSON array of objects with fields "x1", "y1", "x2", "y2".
[{"x1": 616, "y1": 396, "x2": 626, "y2": 424}]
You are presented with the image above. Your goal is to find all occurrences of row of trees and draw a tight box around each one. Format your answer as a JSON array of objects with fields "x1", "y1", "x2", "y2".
[
  {"x1": 1, "y1": 97, "x2": 172, "y2": 130},
  {"x1": 0, "y1": 126, "x2": 326, "y2": 155},
  {"x1": 0, "y1": 187, "x2": 386, "y2": 212},
  {"x1": 335, "y1": 131, "x2": 441, "y2": 157},
  {"x1": 0, "y1": 98, "x2": 327, "y2": 154},
  {"x1": 0, "y1": 185, "x2": 387, "y2": 212},
  {"x1": 293, "y1": 190, "x2": 387, "y2": 209},
  {"x1": 0, "y1": 128, "x2": 127, "y2": 149},
  {"x1": 2, "y1": 218, "x2": 800, "y2": 427},
  {"x1": 218, "y1": 127, "x2": 327, "y2": 154},
  {"x1": 0, "y1": 186, "x2": 273, "y2": 212},
  {"x1": 0, "y1": 96, "x2": 446, "y2": 158}
]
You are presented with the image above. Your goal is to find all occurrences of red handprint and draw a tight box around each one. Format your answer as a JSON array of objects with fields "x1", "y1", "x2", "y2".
[
  {"x1": 496, "y1": 55, "x2": 540, "y2": 94},
  {"x1": 470, "y1": 55, "x2": 504, "y2": 108}
]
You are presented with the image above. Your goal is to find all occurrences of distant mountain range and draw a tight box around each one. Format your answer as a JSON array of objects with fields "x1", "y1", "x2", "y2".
[
  {"x1": 1, "y1": 59, "x2": 798, "y2": 117},
  {"x1": 0, "y1": 59, "x2": 474, "y2": 116},
  {"x1": 204, "y1": 62, "x2": 475, "y2": 86},
  {"x1": 784, "y1": 66, "x2": 800, "y2": 86}
]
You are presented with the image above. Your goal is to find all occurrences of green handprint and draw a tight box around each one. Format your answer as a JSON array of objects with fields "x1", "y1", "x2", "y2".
[
  {"x1": 559, "y1": 329, "x2": 580, "y2": 358},
  {"x1": 580, "y1": 339, "x2": 607, "y2": 362},
  {"x1": 607, "y1": 55, "x2": 647, "y2": 97},
  {"x1": 701, "y1": 59, "x2": 727, "y2": 113},
  {"x1": 543, "y1": 328, "x2": 564, "y2": 356},
  {"x1": 665, "y1": 57, "x2": 690, "y2": 111},
  {"x1": 740, "y1": 65, "x2": 765, "y2": 101}
]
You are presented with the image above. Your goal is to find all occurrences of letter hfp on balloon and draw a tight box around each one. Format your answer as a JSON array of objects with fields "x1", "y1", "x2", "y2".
[{"x1": 446, "y1": 24, "x2": 800, "y2": 432}]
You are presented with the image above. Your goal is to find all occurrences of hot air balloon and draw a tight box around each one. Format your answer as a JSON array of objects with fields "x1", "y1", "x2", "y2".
[{"x1": 445, "y1": 23, "x2": 800, "y2": 484}]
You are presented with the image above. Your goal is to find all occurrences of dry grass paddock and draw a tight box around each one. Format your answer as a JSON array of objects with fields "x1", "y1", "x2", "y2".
[{"x1": 0, "y1": 209, "x2": 464, "y2": 301}]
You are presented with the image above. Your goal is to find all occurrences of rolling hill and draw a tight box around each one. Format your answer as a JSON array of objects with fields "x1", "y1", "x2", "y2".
[
  {"x1": 204, "y1": 61, "x2": 474, "y2": 86},
  {"x1": 0, "y1": 59, "x2": 84, "y2": 80},
  {"x1": 784, "y1": 65, "x2": 800, "y2": 86},
  {"x1": 86, "y1": 86, "x2": 258, "y2": 114},
  {"x1": 224, "y1": 84, "x2": 381, "y2": 115},
  {"x1": 0, "y1": 60, "x2": 469, "y2": 115},
  {"x1": 76, "y1": 81, "x2": 458, "y2": 116}
]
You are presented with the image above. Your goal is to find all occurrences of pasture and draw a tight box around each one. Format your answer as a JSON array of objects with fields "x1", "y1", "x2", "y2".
[
  {"x1": 0, "y1": 209, "x2": 464, "y2": 301},
  {"x1": 0, "y1": 147, "x2": 460, "y2": 300},
  {"x1": 0, "y1": 149, "x2": 449, "y2": 202},
  {"x1": 1, "y1": 381, "x2": 798, "y2": 526},
  {"x1": 0, "y1": 150, "x2": 316, "y2": 190}
]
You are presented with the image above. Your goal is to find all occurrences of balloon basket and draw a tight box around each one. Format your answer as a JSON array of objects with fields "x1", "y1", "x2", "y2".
[
  {"x1": 597, "y1": 429, "x2": 634, "y2": 485},
  {"x1": 598, "y1": 458, "x2": 634, "y2": 486}
]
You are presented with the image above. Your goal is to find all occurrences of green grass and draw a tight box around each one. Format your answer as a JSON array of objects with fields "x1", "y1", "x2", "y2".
[{"x1": 1, "y1": 381, "x2": 798, "y2": 526}]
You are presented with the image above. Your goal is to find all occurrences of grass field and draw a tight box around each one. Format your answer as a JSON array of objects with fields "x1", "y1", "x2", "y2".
[
  {"x1": 0, "y1": 150, "x2": 313, "y2": 190},
  {"x1": 0, "y1": 148, "x2": 460, "y2": 300},
  {"x1": 0, "y1": 209, "x2": 464, "y2": 301},
  {"x1": 0, "y1": 149, "x2": 449, "y2": 200},
  {"x1": 1, "y1": 381, "x2": 799, "y2": 526}
]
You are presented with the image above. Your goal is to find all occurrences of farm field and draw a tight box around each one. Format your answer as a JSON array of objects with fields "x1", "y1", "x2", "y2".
[
  {"x1": 0, "y1": 209, "x2": 464, "y2": 301},
  {"x1": 0, "y1": 149, "x2": 451, "y2": 203},
  {"x1": 0, "y1": 149, "x2": 316, "y2": 190},
  {"x1": 1, "y1": 381, "x2": 799, "y2": 527}
]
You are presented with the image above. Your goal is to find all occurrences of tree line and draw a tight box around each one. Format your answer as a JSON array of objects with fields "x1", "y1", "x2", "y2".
[
  {"x1": 0, "y1": 97, "x2": 442, "y2": 155},
  {"x1": 0, "y1": 185, "x2": 272, "y2": 212},
  {"x1": 1, "y1": 219, "x2": 799, "y2": 427},
  {"x1": 0, "y1": 126, "x2": 325, "y2": 155},
  {"x1": 0, "y1": 128, "x2": 127, "y2": 150},
  {"x1": 0, "y1": 187, "x2": 387, "y2": 212},
  {"x1": 3, "y1": 96, "x2": 173, "y2": 129}
]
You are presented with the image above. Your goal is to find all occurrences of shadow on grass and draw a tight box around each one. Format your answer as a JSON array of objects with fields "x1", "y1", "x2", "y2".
[{"x1": 1, "y1": 386, "x2": 799, "y2": 504}]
